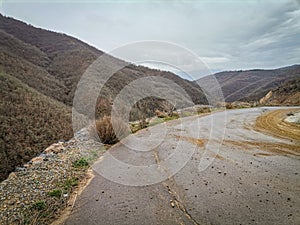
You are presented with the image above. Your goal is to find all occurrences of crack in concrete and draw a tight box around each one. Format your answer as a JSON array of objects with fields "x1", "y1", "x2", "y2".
[
  {"x1": 163, "y1": 182, "x2": 200, "y2": 225},
  {"x1": 153, "y1": 147, "x2": 200, "y2": 225}
]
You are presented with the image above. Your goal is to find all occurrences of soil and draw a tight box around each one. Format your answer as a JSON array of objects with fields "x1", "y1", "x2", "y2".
[{"x1": 254, "y1": 108, "x2": 300, "y2": 141}]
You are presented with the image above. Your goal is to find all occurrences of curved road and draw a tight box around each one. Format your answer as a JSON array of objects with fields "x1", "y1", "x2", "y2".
[{"x1": 65, "y1": 108, "x2": 300, "y2": 225}]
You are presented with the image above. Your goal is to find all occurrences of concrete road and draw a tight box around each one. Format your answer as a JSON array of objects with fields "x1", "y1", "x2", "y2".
[{"x1": 65, "y1": 108, "x2": 300, "y2": 225}]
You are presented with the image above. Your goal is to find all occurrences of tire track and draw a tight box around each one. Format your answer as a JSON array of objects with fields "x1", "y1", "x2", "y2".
[{"x1": 255, "y1": 108, "x2": 300, "y2": 141}]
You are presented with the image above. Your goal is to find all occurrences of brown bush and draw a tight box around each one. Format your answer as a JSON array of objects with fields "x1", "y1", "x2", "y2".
[
  {"x1": 155, "y1": 109, "x2": 168, "y2": 118},
  {"x1": 225, "y1": 103, "x2": 233, "y2": 109},
  {"x1": 96, "y1": 116, "x2": 130, "y2": 144},
  {"x1": 196, "y1": 107, "x2": 211, "y2": 114}
]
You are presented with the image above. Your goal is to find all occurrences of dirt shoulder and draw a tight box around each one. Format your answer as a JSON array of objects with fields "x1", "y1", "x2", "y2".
[{"x1": 254, "y1": 108, "x2": 300, "y2": 142}]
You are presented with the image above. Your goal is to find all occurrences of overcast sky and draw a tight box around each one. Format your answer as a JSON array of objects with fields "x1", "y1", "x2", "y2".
[{"x1": 1, "y1": 0, "x2": 300, "y2": 77}]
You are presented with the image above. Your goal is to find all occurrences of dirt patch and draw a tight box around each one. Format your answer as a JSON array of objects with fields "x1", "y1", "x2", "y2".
[
  {"x1": 253, "y1": 152, "x2": 274, "y2": 157},
  {"x1": 173, "y1": 135, "x2": 207, "y2": 147},
  {"x1": 222, "y1": 139, "x2": 253, "y2": 150},
  {"x1": 222, "y1": 139, "x2": 300, "y2": 157},
  {"x1": 254, "y1": 108, "x2": 300, "y2": 141}
]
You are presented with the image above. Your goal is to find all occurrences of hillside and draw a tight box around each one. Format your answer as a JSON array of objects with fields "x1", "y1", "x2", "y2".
[
  {"x1": 259, "y1": 77, "x2": 300, "y2": 106},
  {"x1": 198, "y1": 65, "x2": 300, "y2": 103},
  {"x1": 0, "y1": 72, "x2": 73, "y2": 181},
  {"x1": 0, "y1": 14, "x2": 101, "y2": 105},
  {"x1": 0, "y1": 14, "x2": 207, "y2": 181},
  {"x1": 0, "y1": 14, "x2": 206, "y2": 109}
]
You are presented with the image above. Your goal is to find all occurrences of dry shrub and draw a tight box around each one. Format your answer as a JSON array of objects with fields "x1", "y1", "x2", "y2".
[
  {"x1": 96, "y1": 116, "x2": 130, "y2": 144},
  {"x1": 197, "y1": 107, "x2": 211, "y2": 114},
  {"x1": 168, "y1": 111, "x2": 179, "y2": 117},
  {"x1": 225, "y1": 103, "x2": 233, "y2": 109},
  {"x1": 155, "y1": 109, "x2": 168, "y2": 118}
]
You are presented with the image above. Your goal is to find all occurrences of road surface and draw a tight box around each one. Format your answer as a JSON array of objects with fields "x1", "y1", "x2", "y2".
[{"x1": 65, "y1": 108, "x2": 300, "y2": 225}]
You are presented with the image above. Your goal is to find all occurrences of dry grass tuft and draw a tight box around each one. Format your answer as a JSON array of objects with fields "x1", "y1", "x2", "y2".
[{"x1": 96, "y1": 116, "x2": 130, "y2": 144}]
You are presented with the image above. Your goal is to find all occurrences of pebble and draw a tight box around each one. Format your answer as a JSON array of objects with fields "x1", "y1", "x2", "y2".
[{"x1": 170, "y1": 200, "x2": 175, "y2": 208}]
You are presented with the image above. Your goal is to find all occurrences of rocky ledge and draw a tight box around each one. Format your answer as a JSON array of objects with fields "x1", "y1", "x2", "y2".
[{"x1": 0, "y1": 128, "x2": 104, "y2": 225}]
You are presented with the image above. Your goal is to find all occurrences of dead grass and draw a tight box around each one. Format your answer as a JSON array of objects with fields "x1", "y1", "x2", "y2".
[{"x1": 96, "y1": 116, "x2": 130, "y2": 144}]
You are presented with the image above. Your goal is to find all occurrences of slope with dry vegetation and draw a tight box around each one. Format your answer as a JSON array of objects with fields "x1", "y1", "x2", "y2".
[
  {"x1": 198, "y1": 65, "x2": 300, "y2": 103},
  {"x1": 0, "y1": 14, "x2": 207, "y2": 180},
  {"x1": 260, "y1": 77, "x2": 300, "y2": 106},
  {"x1": 0, "y1": 72, "x2": 73, "y2": 181}
]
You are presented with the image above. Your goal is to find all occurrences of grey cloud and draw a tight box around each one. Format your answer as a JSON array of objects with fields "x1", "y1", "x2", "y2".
[{"x1": 1, "y1": 0, "x2": 299, "y2": 75}]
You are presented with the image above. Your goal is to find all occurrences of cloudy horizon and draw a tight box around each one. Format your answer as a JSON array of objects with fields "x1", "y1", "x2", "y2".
[{"x1": 1, "y1": 0, "x2": 300, "y2": 78}]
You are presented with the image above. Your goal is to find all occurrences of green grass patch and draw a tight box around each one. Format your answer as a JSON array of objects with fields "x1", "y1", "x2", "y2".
[
  {"x1": 62, "y1": 177, "x2": 78, "y2": 190},
  {"x1": 73, "y1": 158, "x2": 89, "y2": 168},
  {"x1": 148, "y1": 117, "x2": 165, "y2": 127},
  {"x1": 85, "y1": 149, "x2": 101, "y2": 162},
  {"x1": 48, "y1": 189, "x2": 62, "y2": 198},
  {"x1": 31, "y1": 201, "x2": 46, "y2": 211},
  {"x1": 163, "y1": 115, "x2": 180, "y2": 121},
  {"x1": 181, "y1": 111, "x2": 197, "y2": 117}
]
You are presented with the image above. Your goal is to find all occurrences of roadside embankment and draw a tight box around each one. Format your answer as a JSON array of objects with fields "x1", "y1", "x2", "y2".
[{"x1": 0, "y1": 129, "x2": 104, "y2": 225}]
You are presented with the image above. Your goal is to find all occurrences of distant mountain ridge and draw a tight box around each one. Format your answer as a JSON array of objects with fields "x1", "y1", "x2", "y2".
[{"x1": 198, "y1": 65, "x2": 300, "y2": 103}]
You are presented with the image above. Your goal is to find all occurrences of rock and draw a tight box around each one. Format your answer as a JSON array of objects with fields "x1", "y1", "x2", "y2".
[
  {"x1": 44, "y1": 143, "x2": 65, "y2": 154},
  {"x1": 259, "y1": 91, "x2": 273, "y2": 105},
  {"x1": 170, "y1": 200, "x2": 175, "y2": 208},
  {"x1": 8, "y1": 172, "x2": 17, "y2": 179},
  {"x1": 8, "y1": 201, "x2": 15, "y2": 205},
  {"x1": 30, "y1": 157, "x2": 44, "y2": 164},
  {"x1": 218, "y1": 170, "x2": 222, "y2": 174},
  {"x1": 15, "y1": 167, "x2": 25, "y2": 172},
  {"x1": 24, "y1": 164, "x2": 30, "y2": 168}
]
